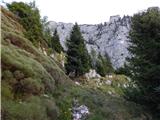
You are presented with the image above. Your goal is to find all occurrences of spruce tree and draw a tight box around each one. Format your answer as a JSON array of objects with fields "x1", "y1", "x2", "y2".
[
  {"x1": 90, "y1": 48, "x2": 97, "y2": 69},
  {"x1": 127, "y1": 7, "x2": 160, "y2": 113},
  {"x1": 51, "y1": 29, "x2": 63, "y2": 53},
  {"x1": 96, "y1": 53, "x2": 113, "y2": 77},
  {"x1": 65, "y1": 23, "x2": 90, "y2": 77}
]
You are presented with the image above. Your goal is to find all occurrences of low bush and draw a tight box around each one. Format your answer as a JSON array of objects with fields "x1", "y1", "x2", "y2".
[
  {"x1": 1, "y1": 82, "x2": 14, "y2": 99},
  {"x1": 2, "y1": 98, "x2": 48, "y2": 120}
]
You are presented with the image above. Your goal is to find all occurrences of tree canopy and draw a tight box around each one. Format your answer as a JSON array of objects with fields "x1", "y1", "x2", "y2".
[
  {"x1": 51, "y1": 29, "x2": 63, "y2": 53},
  {"x1": 65, "y1": 23, "x2": 90, "y2": 77},
  {"x1": 127, "y1": 7, "x2": 160, "y2": 114},
  {"x1": 7, "y1": 1, "x2": 44, "y2": 46},
  {"x1": 95, "y1": 53, "x2": 114, "y2": 77}
]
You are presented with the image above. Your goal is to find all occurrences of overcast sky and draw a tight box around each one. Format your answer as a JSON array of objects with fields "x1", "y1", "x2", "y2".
[{"x1": 2, "y1": 0, "x2": 160, "y2": 24}]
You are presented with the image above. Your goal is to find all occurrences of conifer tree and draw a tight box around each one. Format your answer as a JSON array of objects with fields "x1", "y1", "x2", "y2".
[
  {"x1": 90, "y1": 48, "x2": 97, "y2": 69},
  {"x1": 51, "y1": 29, "x2": 63, "y2": 53},
  {"x1": 65, "y1": 23, "x2": 90, "y2": 77},
  {"x1": 96, "y1": 53, "x2": 113, "y2": 77},
  {"x1": 127, "y1": 7, "x2": 160, "y2": 113}
]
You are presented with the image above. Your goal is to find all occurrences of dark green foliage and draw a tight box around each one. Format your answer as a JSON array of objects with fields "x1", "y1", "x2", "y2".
[
  {"x1": 2, "y1": 4, "x2": 155, "y2": 120},
  {"x1": 115, "y1": 63, "x2": 130, "y2": 75},
  {"x1": 90, "y1": 48, "x2": 97, "y2": 69},
  {"x1": 65, "y1": 23, "x2": 90, "y2": 77},
  {"x1": 1, "y1": 7, "x2": 72, "y2": 120},
  {"x1": 1, "y1": 96, "x2": 57, "y2": 120},
  {"x1": 127, "y1": 7, "x2": 160, "y2": 115},
  {"x1": 51, "y1": 29, "x2": 64, "y2": 53},
  {"x1": 41, "y1": 16, "x2": 52, "y2": 48},
  {"x1": 96, "y1": 53, "x2": 114, "y2": 77},
  {"x1": 7, "y1": 1, "x2": 44, "y2": 46},
  {"x1": 90, "y1": 48, "x2": 114, "y2": 76}
]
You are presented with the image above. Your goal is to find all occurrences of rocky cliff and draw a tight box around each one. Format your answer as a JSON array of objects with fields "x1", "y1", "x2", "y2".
[
  {"x1": 49, "y1": 15, "x2": 131, "y2": 69},
  {"x1": 2, "y1": 7, "x2": 152, "y2": 120}
]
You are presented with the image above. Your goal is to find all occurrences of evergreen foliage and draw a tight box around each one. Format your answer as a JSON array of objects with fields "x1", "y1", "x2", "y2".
[
  {"x1": 96, "y1": 53, "x2": 114, "y2": 77},
  {"x1": 127, "y1": 7, "x2": 160, "y2": 114},
  {"x1": 115, "y1": 63, "x2": 130, "y2": 75},
  {"x1": 51, "y1": 29, "x2": 64, "y2": 53},
  {"x1": 65, "y1": 23, "x2": 90, "y2": 77},
  {"x1": 7, "y1": 1, "x2": 44, "y2": 46},
  {"x1": 90, "y1": 48, "x2": 97, "y2": 69},
  {"x1": 41, "y1": 16, "x2": 52, "y2": 48}
]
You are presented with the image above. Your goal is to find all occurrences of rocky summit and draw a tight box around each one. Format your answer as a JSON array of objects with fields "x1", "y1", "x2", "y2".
[{"x1": 48, "y1": 15, "x2": 131, "y2": 69}]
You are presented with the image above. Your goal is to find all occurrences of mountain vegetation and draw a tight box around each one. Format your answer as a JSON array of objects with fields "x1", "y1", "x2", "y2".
[
  {"x1": 65, "y1": 23, "x2": 91, "y2": 77},
  {"x1": 1, "y1": 1, "x2": 159, "y2": 120},
  {"x1": 6, "y1": 1, "x2": 45, "y2": 47},
  {"x1": 41, "y1": 16, "x2": 52, "y2": 49},
  {"x1": 1, "y1": 6, "x2": 72, "y2": 120},
  {"x1": 90, "y1": 49, "x2": 114, "y2": 77},
  {"x1": 95, "y1": 53, "x2": 114, "y2": 77},
  {"x1": 125, "y1": 7, "x2": 160, "y2": 118},
  {"x1": 51, "y1": 29, "x2": 64, "y2": 53}
]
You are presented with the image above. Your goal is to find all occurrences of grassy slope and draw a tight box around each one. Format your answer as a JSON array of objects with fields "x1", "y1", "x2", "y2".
[
  {"x1": 1, "y1": 7, "x2": 152, "y2": 120},
  {"x1": 1, "y1": 7, "x2": 72, "y2": 120}
]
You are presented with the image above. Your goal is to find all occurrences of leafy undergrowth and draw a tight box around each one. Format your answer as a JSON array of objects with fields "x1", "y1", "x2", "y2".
[
  {"x1": 1, "y1": 7, "x2": 153, "y2": 120},
  {"x1": 53, "y1": 75, "x2": 152, "y2": 120}
]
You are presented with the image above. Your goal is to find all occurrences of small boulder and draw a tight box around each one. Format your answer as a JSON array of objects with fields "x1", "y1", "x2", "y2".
[
  {"x1": 75, "y1": 81, "x2": 80, "y2": 86},
  {"x1": 72, "y1": 99, "x2": 89, "y2": 120},
  {"x1": 105, "y1": 80, "x2": 112, "y2": 85}
]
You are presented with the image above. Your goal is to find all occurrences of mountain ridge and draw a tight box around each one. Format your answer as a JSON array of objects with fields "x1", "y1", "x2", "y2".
[
  {"x1": 1, "y1": 6, "x2": 153, "y2": 120},
  {"x1": 48, "y1": 15, "x2": 131, "y2": 69}
]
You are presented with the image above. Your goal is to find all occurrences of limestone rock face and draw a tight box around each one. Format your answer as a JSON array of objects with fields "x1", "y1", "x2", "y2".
[{"x1": 48, "y1": 15, "x2": 131, "y2": 69}]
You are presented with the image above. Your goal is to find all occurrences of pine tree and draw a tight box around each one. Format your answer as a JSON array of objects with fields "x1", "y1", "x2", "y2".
[
  {"x1": 51, "y1": 29, "x2": 63, "y2": 53},
  {"x1": 90, "y1": 48, "x2": 97, "y2": 69},
  {"x1": 96, "y1": 53, "x2": 113, "y2": 77},
  {"x1": 127, "y1": 7, "x2": 160, "y2": 113},
  {"x1": 65, "y1": 23, "x2": 90, "y2": 77}
]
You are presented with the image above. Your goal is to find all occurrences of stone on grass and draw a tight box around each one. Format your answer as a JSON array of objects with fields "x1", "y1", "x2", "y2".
[
  {"x1": 105, "y1": 80, "x2": 112, "y2": 85},
  {"x1": 72, "y1": 99, "x2": 89, "y2": 120}
]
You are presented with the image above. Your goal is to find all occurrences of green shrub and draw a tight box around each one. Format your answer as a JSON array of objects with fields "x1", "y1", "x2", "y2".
[
  {"x1": 88, "y1": 114, "x2": 105, "y2": 120},
  {"x1": 57, "y1": 97, "x2": 72, "y2": 120},
  {"x1": 43, "y1": 99, "x2": 59, "y2": 120},
  {"x1": 95, "y1": 53, "x2": 114, "y2": 77},
  {"x1": 2, "y1": 98, "x2": 48, "y2": 120},
  {"x1": 1, "y1": 82, "x2": 13, "y2": 99},
  {"x1": 13, "y1": 70, "x2": 25, "y2": 80},
  {"x1": 47, "y1": 48, "x2": 53, "y2": 55},
  {"x1": 2, "y1": 70, "x2": 14, "y2": 80},
  {"x1": 13, "y1": 78, "x2": 44, "y2": 96},
  {"x1": 2, "y1": 70, "x2": 17, "y2": 85},
  {"x1": 7, "y1": 2, "x2": 44, "y2": 46}
]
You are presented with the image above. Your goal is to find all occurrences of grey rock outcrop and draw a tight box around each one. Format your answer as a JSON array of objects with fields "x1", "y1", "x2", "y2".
[
  {"x1": 72, "y1": 99, "x2": 89, "y2": 120},
  {"x1": 48, "y1": 15, "x2": 131, "y2": 69}
]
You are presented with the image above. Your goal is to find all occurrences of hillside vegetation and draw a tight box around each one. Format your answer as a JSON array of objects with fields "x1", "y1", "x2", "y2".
[{"x1": 1, "y1": 6, "x2": 152, "y2": 120}]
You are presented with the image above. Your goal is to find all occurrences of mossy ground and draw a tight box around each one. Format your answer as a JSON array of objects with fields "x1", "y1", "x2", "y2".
[{"x1": 1, "y1": 7, "x2": 153, "y2": 120}]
